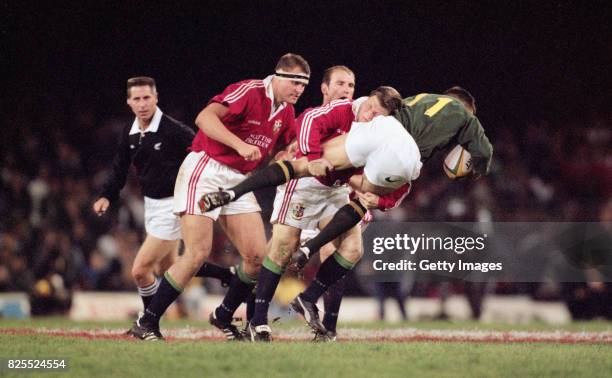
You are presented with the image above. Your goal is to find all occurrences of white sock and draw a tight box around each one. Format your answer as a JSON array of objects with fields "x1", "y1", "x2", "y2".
[{"x1": 138, "y1": 277, "x2": 160, "y2": 297}]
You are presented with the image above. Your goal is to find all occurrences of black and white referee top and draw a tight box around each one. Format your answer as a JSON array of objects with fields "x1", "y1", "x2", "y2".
[{"x1": 99, "y1": 107, "x2": 195, "y2": 204}]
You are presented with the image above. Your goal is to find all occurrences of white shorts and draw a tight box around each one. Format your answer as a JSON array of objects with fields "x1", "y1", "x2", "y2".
[
  {"x1": 298, "y1": 209, "x2": 372, "y2": 244},
  {"x1": 271, "y1": 177, "x2": 350, "y2": 230},
  {"x1": 144, "y1": 196, "x2": 181, "y2": 240},
  {"x1": 300, "y1": 228, "x2": 319, "y2": 244},
  {"x1": 173, "y1": 151, "x2": 261, "y2": 220},
  {"x1": 345, "y1": 115, "x2": 422, "y2": 189}
]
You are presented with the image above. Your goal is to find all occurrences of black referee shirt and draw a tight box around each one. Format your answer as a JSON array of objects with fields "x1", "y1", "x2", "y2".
[{"x1": 100, "y1": 108, "x2": 195, "y2": 203}]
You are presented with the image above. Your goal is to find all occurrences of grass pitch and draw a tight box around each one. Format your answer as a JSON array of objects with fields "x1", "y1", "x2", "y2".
[{"x1": 1, "y1": 318, "x2": 610, "y2": 377}]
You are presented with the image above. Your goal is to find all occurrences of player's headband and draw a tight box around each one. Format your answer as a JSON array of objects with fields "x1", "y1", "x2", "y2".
[
  {"x1": 274, "y1": 70, "x2": 310, "y2": 85},
  {"x1": 352, "y1": 96, "x2": 368, "y2": 116}
]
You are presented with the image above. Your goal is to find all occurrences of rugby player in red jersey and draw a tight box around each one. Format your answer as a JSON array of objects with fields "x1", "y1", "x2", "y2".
[
  {"x1": 129, "y1": 53, "x2": 310, "y2": 341},
  {"x1": 243, "y1": 86, "x2": 406, "y2": 341}
]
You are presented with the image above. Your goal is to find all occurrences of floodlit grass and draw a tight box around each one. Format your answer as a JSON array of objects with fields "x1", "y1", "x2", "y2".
[
  {"x1": 0, "y1": 318, "x2": 610, "y2": 377},
  {"x1": 2, "y1": 317, "x2": 611, "y2": 332}
]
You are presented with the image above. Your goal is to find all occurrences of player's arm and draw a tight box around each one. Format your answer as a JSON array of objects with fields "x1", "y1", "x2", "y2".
[
  {"x1": 349, "y1": 174, "x2": 410, "y2": 211},
  {"x1": 457, "y1": 116, "x2": 493, "y2": 177},
  {"x1": 195, "y1": 103, "x2": 261, "y2": 161},
  {"x1": 291, "y1": 130, "x2": 355, "y2": 179},
  {"x1": 94, "y1": 128, "x2": 131, "y2": 215},
  {"x1": 273, "y1": 140, "x2": 297, "y2": 161},
  {"x1": 269, "y1": 116, "x2": 331, "y2": 178}
]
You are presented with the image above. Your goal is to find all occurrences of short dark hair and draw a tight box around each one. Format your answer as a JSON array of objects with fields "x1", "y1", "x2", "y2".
[
  {"x1": 275, "y1": 53, "x2": 311, "y2": 76},
  {"x1": 322, "y1": 65, "x2": 354, "y2": 85},
  {"x1": 127, "y1": 76, "x2": 156, "y2": 98},
  {"x1": 370, "y1": 86, "x2": 403, "y2": 113},
  {"x1": 443, "y1": 86, "x2": 476, "y2": 114}
]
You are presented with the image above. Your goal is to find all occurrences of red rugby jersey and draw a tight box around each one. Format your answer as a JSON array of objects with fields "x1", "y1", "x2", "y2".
[
  {"x1": 191, "y1": 77, "x2": 296, "y2": 173},
  {"x1": 297, "y1": 99, "x2": 354, "y2": 161},
  {"x1": 296, "y1": 99, "x2": 358, "y2": 187}
]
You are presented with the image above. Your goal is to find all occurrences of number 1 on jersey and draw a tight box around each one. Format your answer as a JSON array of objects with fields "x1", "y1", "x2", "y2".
[
  {"x1": 407, "y1": 94, "x2": 453, "y2": 118},
  {"x1": 424, "y1": 98, "x2": 452, "y2": 117}
]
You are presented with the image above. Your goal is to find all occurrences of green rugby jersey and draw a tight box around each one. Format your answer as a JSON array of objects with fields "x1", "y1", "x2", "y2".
[{"x1": 393, "y1": 93, "x2": 493, "y2": 176}]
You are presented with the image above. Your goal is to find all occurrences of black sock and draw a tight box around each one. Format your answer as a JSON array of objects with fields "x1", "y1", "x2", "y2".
[
  {"x1": 142, "y1": 295, "x2": 152, "y2": 309},
  {"x1": 323, "y1": 274, "x2": 346, "y2": 333},
  {"x1": 245, "y1": 292, "x2": 256, "y2": 322},
  {"x1": 215, "y1": 264, "x2": 256, "y2": 323},
  {"x1": 302, "y1": 252, "x2": 354, "y2": 303},
  {"x1": 229, "y1": 160, "x2": 294, "y2": 199},
  {"x1": 141, "y1": 273, "x2": 182, "y2": 327},
  {"x1": 303, "y1": 199, "x2": 366, "y2": 254},
  {"x1": 195, "y1": 262, "x2": 233, "y2": 286},
  {"x1": 251, "y1": 257, "x2": 284, "y2": 326}
]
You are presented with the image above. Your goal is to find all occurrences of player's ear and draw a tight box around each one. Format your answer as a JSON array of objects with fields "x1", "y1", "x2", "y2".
[{"x1": 321, "y1": 82, "x2": 328, "y2": 96}]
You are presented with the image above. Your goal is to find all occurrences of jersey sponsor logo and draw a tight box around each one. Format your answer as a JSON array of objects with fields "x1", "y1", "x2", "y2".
[
  {"x1": 245, "y1": 134, "x2": 272, "y2": 149},
  {"x1": 291, "y1": 203, "x2": 306, "y2": 220},
  {"x1": 273, "y1": 119, "x2": 282, "y2": 133},
  {"x1": 247, "y1": 120, "x2": 261, "y2": 125},
  {"x1": 384, "y1": 176, "x2": 403, "y2": 183},
  {"x1": 154, "y1": 142, "x2": 162, "y2": 150}
]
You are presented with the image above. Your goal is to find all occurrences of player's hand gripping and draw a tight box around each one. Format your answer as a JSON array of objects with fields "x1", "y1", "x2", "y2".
[
  {"x1": 355, "y1": 191, "x2": 380, "y2": 210},
  {"x1": 274, "y1": 141, "x2": 298, "y2": 161},
  {"x1": 307, "y1": 158, "x2": 333, "y2": 177},
  {"x1": 92, "y1": 197, "x2": 110, "y2": 216},
  {"x1": 236, "y1": 142, "x2": 261, "y2": 161}
]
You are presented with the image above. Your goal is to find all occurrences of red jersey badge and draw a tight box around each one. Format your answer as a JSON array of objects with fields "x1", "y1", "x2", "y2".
[{"x1": 273, "y1": 119, "x2": 283, "y2": 134}]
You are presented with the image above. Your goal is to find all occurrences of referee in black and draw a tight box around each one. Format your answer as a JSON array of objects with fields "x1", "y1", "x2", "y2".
[{"x1": 93, "y1": 77, "x2": 233, "y2": 317}]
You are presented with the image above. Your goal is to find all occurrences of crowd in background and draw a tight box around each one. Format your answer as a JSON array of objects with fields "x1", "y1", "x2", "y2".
[{"x1": 1, "y1": 106, "x2": 610, "y2": 317}]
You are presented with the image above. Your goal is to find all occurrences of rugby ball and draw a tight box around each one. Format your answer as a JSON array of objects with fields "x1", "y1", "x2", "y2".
[{"x1": 443, "y1": 145, "x2": 472, "y2": 179}]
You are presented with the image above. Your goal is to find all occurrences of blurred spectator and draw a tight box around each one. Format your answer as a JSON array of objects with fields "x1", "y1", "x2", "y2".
[
  {"x1": 560, "y1": 199, "x2": 612, "y2": 319},
  {"x1": 374, "y1": 281, "x2": 407, "y2": 321}
]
